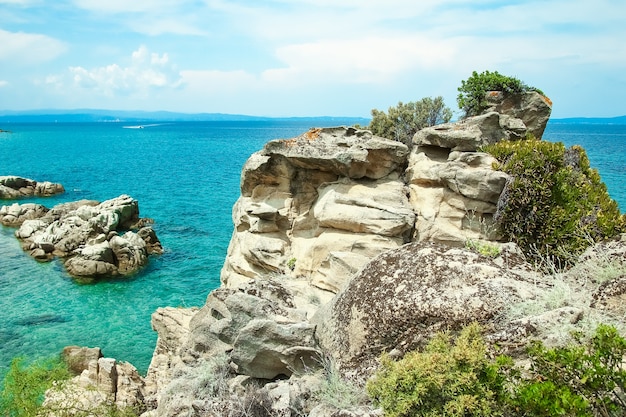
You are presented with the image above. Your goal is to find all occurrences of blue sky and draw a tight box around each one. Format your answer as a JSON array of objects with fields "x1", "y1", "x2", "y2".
[{"x1": 1, "y1": 0, "x2": 625, "y2": 118}]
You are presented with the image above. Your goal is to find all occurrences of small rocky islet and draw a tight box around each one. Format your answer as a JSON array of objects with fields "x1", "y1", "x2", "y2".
[
  {"x1": 3, "y1": 91, "x2": 626, "y2": 416},
  {"x1": 0, "y1": 192, "x2": 162, "y2": 280}
]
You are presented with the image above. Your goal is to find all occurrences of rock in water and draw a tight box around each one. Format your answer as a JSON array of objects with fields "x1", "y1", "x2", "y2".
[
  {"x1": 0, "y1": 175, "x2": 64, "y2": 199},
  {"x1": 2, "y1": 194, "x2": 161, "y2": 279}
]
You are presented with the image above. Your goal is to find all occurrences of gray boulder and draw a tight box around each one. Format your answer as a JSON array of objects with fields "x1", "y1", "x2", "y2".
[
  {"x1": 6, "y1": 195, "x2": 161, "y2": 279},
  {"x1": 0, "y1": 175, "x2": 65, "y2": 199},
  {"x1": 312, "y1": 241, "x2": 541, "y2": 376},
  {"x1": 0, "y1": 202, "x2": 49, "y2": 226}
]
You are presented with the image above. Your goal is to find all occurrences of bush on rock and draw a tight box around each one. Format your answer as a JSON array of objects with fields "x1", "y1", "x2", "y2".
[
  {"x1": 482, "y1": 136, "x2": 626, "y2": 267},
  {"x1": 457, "y1": 70, "x2": 544, "y2": 117}
]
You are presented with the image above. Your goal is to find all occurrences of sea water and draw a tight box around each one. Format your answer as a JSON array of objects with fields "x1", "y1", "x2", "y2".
[{"x1": 0, "y1": 120, "x2": 624, "y2": 381}]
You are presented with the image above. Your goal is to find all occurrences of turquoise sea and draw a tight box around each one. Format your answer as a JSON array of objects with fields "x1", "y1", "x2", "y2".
[{"x1": 0, "y1": 120, "x2": 625, "y2": 381}]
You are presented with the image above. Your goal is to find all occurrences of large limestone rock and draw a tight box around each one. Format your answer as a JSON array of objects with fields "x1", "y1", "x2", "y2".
[
  {"x1": 221, "y1": 127, "x2": 414, "y2": 295},
  {"x1": 4, "y1": 195, "x2": 162, "y2": 279},
  {"x1": 0, "y1": 175, "x2": 64, "y2": 199},
  {"x1": 312, "y1": 241, "x2": 542, "y2": 376},
  {"x1": 221, "y1": 92, "x2": 551, "y2": 296}
]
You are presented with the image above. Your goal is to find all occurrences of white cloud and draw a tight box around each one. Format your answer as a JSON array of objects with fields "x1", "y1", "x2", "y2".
[
  {"x1": 58, "y1": 46, "x2": 182, "y2": 98},
  {"x1": 0, "y1": 29, "x2": 66, "y2": 65},
  {"x1": 0, "y1": 80, "x2": 8, "y2": 88},
  {"x1": 262, "y1": 35, "x2": 456, "y2": 86}
]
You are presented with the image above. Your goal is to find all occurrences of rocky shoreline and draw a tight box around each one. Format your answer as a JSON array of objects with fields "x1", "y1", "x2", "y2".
[{"x1": 6, "y1": 91, "x2": 626, "y2": 416}]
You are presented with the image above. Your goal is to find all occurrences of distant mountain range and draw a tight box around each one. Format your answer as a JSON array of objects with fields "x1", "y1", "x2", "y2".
[
  {"x1": 0, "y1": 109, "x2": 370, "y2": 124},
  {"x1": 549, "y1": 115, "x2": 626, "y2": 125},
  {"x1": 0, "y1": 109, "x2": 625, "y2": 125}
]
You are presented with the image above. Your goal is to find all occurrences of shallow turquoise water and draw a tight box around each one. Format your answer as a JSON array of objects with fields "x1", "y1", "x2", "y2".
[
  {"x1": 0, "y1": 120, "x2": 624, "y2": 381},
  {"x1": 0, "y1": 120, "x2": 353, "y2": 378}
]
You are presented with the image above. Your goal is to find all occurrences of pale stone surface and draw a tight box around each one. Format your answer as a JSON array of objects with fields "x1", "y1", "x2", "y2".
[{"x1": 143, "y1": 307, "x2": 199, "y2": 405}]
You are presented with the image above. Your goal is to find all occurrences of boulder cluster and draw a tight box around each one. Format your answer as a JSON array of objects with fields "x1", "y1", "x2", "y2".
[
  {"x1": 36, "y1": 91, "x2": 626, "y2": 416},
  {"x1": 0, "y1": 194, "x2": 162, "y2": 279},
  {"x1": 0, "y1": 175, "x2": 64, "y2": 199}
]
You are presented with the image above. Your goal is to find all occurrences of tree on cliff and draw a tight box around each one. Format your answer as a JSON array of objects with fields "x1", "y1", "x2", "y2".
[
  {"x1": 368, "y1": 96, "x2": 452, "y2": 145},
  {"x1": 457, "y1": 70, "x2": 544, "y2": 118}
]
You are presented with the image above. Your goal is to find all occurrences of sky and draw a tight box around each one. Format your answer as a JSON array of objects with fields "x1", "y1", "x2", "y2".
[{"x1": 1, "y1": 0, "x2": 625, "y2": 118}]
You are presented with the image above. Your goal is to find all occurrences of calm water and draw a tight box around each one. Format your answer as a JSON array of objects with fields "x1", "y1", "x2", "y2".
[
  {"x1": 0, "y1": 120, "x2": 624, "y2": 381},
  {"x1": 0, "y1": 120, "x2": 356, "y2": 379}
]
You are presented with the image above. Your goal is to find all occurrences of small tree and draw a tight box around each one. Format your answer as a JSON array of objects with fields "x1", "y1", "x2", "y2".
[
  {"x1": 457, "y1": 70, "x2": 543, "y2": 118},
  {"x1": 369, "y1": 96, "x2": 452, "y2": 146}
]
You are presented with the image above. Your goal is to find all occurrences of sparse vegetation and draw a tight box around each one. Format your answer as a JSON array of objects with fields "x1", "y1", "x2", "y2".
[
  {"x1": 465, "y1": 239, "x2": 501, "y2": 257},
  {"x1": 287, "y1": 257, "x2": 297, "y2": 271},
  {"x1": 315, "y1": 355, "x2": 369, "y2": 411},
  {"x1": 369, "y1": 96, "x2": 452, "y2": 145}
]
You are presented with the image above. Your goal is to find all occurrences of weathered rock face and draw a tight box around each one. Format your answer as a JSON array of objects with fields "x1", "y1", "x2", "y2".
[
  {"x1": 312, "y1": 241, "x2": 541, "y2": 376},
  {"x1": 220, "y1": 102, "x2": 552, "y2": 295},
  {"x1": 184, "y1": 278, "x2": 319, "y2": 379},
  {"x1": 0, "y1": 175, "x2": 65, "y2": 199},
  {"x1": 1, "y1": 194, "x2": 162, "y2": 279},
  {"x1": 221, "y1": 127, "x2": 414, "y2": 295}
]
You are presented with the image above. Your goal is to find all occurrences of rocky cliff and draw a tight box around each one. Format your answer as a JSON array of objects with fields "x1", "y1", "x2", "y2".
[{"x1": 44, "y1": 91, "x2": 626, "y2": 415}]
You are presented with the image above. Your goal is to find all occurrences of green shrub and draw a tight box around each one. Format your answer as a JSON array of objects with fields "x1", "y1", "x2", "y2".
[
  {"x1": 515, "y1": 324, "x2": 626, "y2": 417},
  {"x1": 482, "y1": 137, "x2": 626, "y2": 267},
  {"x1": 366, "y1": 323, "x2": 512, "y2": 417},
  {"x1": 457, "y1": 70, "x2": 543, "y2": 117},
  {"x1": 369, "y1": 96, "x2": 453, "y2": 145},
  {"x1": 0, "y1": 356, "x2": 71, "y2": 417},
  {"x1": 367, "y1": 323, "x2": 626, "y2": 417}
]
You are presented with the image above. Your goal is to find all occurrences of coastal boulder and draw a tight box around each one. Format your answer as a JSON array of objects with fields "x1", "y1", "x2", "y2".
[
  {"x1": 413, "y1": 91, "x2": 552, "y2": 152},
  {"x1": 7, "y1": 195, "x2": 161, "y2": 279},
  {"x1": 0, "y1": 202, "x2": 48, "y2": 227},
  {"x1": 312, "y1": 241, "x2": 541, "y2": 376},
  {"x1": 0, "y1": 175, "x2": 65, "y2": 199},
  {"x1": 183, "y1": 278, "x2": 319, "y2": 379}
]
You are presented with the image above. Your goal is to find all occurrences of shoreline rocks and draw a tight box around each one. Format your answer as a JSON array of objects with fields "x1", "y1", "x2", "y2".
[
  {"x1": 0, "y1": 175, "x2": 64, "y2": 199},
  {"x1": 0, "y1": 194, "x2": 162, "y2": 279}
]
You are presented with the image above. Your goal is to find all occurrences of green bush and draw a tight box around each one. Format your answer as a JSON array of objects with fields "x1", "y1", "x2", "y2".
[
  {"x1": 457, "y1": 70, "x2": 543, "y2": 117},
  {"x1": 366, "y1": 323, "x2": 512, "y2": 417},
  {"x1": 0, "y1": 356, "x2": 71, "y2": 417},
  {"x1": 369, "y1": 96, "x2": 452, "y2": 145},
  {"x1": 367, "y1": 323, "x2": 626, "y2": 417},
  {"x1": 482, "y1": 137, "x2": 626, "y2": 267},
  {"x1": 516, "y1": 324, "x2": 626, "y2": 417}
]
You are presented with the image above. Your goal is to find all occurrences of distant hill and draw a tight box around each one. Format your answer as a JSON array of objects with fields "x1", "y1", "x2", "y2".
[
  {"x1": 550, "y1": 115, "x2": 626, "y2": 125},
  {"x1": 0, "y1": 109, "x2": 370, "y2": 124}
]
